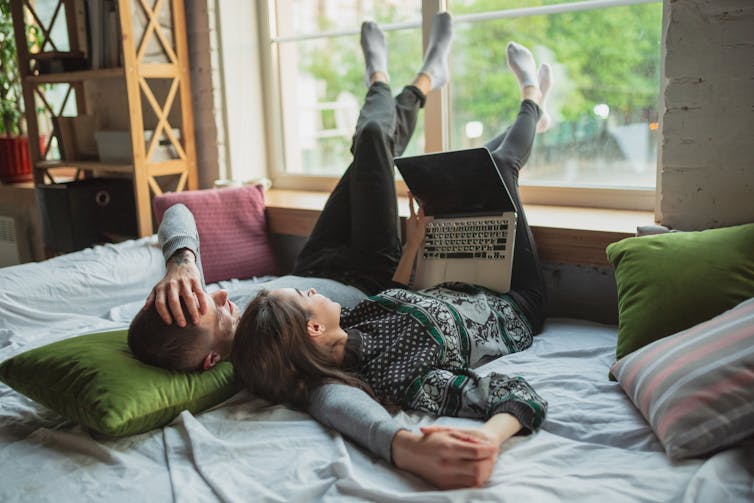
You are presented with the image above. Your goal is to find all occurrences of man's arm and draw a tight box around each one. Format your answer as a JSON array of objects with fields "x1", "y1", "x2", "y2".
[
  {"x1": 143, "y1": 204, "x2": 208, "y2": 325},
  {"x1": 308, "y1": 384, "x2": 500, "y2": 489}
]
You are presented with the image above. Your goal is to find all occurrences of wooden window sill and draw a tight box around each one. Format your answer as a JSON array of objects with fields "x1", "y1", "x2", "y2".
[{"x1": 264, "y1": 189, "x2": 656, "y2": 266}]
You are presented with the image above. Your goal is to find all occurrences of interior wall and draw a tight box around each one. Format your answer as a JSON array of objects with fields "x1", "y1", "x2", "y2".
[
  {"x1": 185, "y1": 0, "x2": 220, "y2": 189},
  {"x1": 213, "y1": 0, "x2": 268, "y2": 183},
  {"x1": 658, "y1": 0, "x2": 754, "y2": 230}
]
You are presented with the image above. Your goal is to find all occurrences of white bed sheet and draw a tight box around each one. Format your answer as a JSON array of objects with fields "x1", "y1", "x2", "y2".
[{"x1": 1, "y1": 238, "x2": 752, "y2": 502}]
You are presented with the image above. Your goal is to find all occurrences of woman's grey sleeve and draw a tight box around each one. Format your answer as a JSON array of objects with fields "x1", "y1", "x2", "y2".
[
  {"x1": 307, "y1": 384, "x2": 406, "y2": 464},
  {"x1": 157, "y1": 203, "x2": 205, "y2": 286}
]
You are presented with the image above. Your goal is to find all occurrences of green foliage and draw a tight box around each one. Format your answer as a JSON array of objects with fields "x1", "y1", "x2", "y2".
[
  {"x1": 449, "y1": 1, "x2": 661, "y2": 147},
  {"x1": 293, "y1": 0, "x2": 662, "y2": 175},
  {"x1": 297, "y1": 0, "x2": 661, "y2": 162},
  {"x1": 298, "y1": 1, "x2": 424, "y2": 167},
  {"x1": 0, "y1": 0, "x2": 23, "y2": 135}
]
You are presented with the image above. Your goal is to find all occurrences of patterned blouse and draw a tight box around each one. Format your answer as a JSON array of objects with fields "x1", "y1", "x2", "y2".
[{"x1": 340, "y1": 282, "x2": 547, "y2": 431}]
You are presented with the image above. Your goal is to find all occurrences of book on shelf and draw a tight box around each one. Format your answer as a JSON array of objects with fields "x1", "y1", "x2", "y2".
[
  {"x1": 64, "y1": 0, "x2": 88, "y2": 59},
  {"x1": 85, "y1": 0, "x2": 120, "y2": 69},
  {"x1": 52, "y1": 116, "x2": 77, "y2": 161},
  {"x1": 52, "y1": 115, "x2": 99, "y2": 161}
]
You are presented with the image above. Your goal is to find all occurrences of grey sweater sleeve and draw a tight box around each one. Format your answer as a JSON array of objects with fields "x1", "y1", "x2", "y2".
[
  {"x1": 157, "y1": 203, "x2": 206, "y2": 286},
  {"x1": 307, "y1": 384, "x2": 405, "y2": 464}
]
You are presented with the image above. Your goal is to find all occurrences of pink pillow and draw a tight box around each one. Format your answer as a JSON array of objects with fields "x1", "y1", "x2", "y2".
[{"x1": 153, "y1": 185, "x2": 277, "y2": 283}]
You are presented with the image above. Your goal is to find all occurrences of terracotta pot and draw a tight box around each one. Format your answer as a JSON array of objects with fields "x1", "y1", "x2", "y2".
[{"x1": 0, "y1": 136, "x2": 33, "y2": 184}]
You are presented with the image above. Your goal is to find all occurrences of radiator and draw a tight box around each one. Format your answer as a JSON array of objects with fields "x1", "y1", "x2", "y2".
[{"x1": 0, "y1": 215, "x2": 21, "y2": 267}]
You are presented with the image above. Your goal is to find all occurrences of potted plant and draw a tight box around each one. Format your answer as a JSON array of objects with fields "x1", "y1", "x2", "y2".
[{"x1": 0, "y1": 0, "x2": 32, "y2": 184}]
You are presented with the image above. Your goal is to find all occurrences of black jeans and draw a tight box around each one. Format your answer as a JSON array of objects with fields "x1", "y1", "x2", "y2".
[
  {"x1": 484, "y1": 99, "x2": 547, "y2": 333},
  {"x1": 294, "y1": 85, "x2": 546, "y2": 333},
  {"x1": 293, "y1": 82, "x2": 425, "y2": 294}
]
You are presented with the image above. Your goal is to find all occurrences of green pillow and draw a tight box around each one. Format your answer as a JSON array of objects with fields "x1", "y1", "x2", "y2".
[
  {"x1": 606, "y1": 222, "x2": 754, "y2": 361},
  {"x1": 0, "y1": 330, "x2": 239, "y2": 436}
]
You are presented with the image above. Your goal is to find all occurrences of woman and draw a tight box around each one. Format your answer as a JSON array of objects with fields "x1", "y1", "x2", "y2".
[{"x1": 232, "y1": 14, "x2": 552, "y2": 452}]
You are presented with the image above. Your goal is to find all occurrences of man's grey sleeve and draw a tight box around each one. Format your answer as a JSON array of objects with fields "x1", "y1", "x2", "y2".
[
  {"x1": 307, "y1": 384, "x2": 406, "y2": 464},
  {"x1": 157, "y1": 203, "x2": 205, "y2": 286}
]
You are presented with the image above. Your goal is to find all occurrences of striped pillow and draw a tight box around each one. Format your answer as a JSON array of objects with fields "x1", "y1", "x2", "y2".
[{"x1": 611, "y1": 297, "x2": 754, "y2": 460}]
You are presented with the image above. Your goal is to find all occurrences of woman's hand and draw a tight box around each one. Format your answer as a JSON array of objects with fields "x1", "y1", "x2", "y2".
[
  {"x1": 142, "y1": 248, "x2": 207, "y2": 326},
  {"x1": 404, "y1": 192, "x2": 427, "y2": 251},
  {"x1": 391, "y1": 193, "x2": 428, "y2": 286},
  {"x1": 392, "y1": 428, "x2": 500, "y2": 489}
]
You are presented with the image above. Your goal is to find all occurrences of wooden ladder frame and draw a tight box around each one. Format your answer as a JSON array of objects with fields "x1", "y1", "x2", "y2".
[{"x1": 11, "y1": 0, "x2": 198, "y2": 238}]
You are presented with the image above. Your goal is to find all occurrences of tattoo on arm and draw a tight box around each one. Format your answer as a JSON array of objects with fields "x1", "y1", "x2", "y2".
[{"x1": 168, "y1": 248, "x2": 196, "y2": 266}]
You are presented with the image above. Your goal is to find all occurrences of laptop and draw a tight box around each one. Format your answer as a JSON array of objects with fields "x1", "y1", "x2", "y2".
[{"x1": 394, "y1": 147, "x2": 518, "y2": 293}]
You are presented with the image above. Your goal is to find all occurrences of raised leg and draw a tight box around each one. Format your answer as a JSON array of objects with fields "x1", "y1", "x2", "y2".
[
  {"x1": 490, "y1": 100, "x2": 546, "y2": 334},
  {"x1": 294, "y1": 83, "x2": 398, "y2": 274},
  {"x1": 487, "y1": 41, "x2": 555, "y2": 333}
]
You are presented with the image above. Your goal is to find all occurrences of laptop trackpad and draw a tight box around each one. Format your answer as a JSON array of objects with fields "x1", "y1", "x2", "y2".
[{"x1": 445, "y1": 260, "x2": 477, "y2": 283}]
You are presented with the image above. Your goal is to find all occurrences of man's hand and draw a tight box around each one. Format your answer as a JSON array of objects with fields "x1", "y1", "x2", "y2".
[
  {"x1": 424, "y1": 414, "x2": 522, "y2": 447},
  {"x1": 391, "y1": 428, "x2": 500, "y2": 489},
  {"x1": 143, "y1": 249, "x2": 207, "y2": 326},
  {"x1": 419, "y1": 424, "x2": 500, "y2": 446}
]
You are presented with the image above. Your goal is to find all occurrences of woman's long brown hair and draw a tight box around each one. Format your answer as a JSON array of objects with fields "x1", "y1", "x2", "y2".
[{"x1": 231, "y1": 289, "x2": 372, "y2": 409}]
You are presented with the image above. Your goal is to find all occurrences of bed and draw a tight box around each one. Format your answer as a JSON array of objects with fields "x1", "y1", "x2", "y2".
[{"x1": 1, "y1": 236, "x2": 752, "y2": 502}]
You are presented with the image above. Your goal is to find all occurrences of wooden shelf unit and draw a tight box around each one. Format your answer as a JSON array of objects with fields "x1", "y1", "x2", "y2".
[
  {"x1": 10, "y1": 0, "x2": 198, "y2": 238},
  {"x1": 23, "y1": 67, "x2": 125, "y2": 84}
]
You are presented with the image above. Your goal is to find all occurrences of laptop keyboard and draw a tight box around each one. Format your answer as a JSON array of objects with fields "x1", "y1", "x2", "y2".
[{"x1": 424, "y1": 218, "x2": 508, "y2": 260}]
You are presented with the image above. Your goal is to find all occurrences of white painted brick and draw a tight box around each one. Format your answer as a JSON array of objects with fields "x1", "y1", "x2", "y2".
[
  {"x1": 660, "y1": 167, "x2": 754, "y2": 230},
  {"x1": 721, "y1": 17, "x2": 754, "y2": 46},
  {"x1": 660, "y1": 0, "x2": 754, "y2": 229},
  {"x1": 695, "y1": 1, "x2": 754, "y2": 19}
]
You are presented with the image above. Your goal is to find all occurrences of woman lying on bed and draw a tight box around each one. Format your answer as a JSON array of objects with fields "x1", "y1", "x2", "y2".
[
  {"x1": 233, "y1": 12, "x2": 554, "y2": 482},
  {"x1": 130, "y1": 13, "x2": 551, "y2": 489}
]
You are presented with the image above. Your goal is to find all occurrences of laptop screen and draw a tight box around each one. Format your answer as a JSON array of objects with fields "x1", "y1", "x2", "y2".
[{"x1": 395, "y1": 148, "x2": 517, "y2": 217}]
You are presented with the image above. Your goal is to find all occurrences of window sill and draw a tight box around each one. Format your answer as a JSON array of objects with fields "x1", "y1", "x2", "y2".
[{"x1": 264, "y1": 189, "x2": 655, "y2": 266}]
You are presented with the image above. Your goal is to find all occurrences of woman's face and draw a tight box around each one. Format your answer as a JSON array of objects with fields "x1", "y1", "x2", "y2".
[
  {"x1": 270, "y1": 287, "x2": 347, "y2": 365},
  {"x1": 271, "y1": 287, "x2": 342, "y2": 332}
]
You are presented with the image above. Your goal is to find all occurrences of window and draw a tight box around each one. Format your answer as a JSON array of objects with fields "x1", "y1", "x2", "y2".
[{"x1": 260, "y1": 0, "x2": 662, "y2": 208}]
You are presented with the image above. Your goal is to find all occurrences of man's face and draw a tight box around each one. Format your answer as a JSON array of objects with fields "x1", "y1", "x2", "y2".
[{"x1": 194, "y1": 289, "x2": 241, "y2": 359}]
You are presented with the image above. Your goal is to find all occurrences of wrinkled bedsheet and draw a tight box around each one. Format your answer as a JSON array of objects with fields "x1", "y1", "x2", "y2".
[{"x1": 1, "y1": 238, "x2": 752, "y2": 502}]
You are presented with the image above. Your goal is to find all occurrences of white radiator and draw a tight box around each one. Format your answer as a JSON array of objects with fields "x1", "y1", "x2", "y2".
[{"x1": 0, "y1": 215, "x2": 21, "y2": 267}]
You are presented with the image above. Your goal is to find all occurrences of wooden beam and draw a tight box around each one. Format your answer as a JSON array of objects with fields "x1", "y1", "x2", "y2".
[{"x1": 264, "y1": 189, "x2": 653, "y2": 266}]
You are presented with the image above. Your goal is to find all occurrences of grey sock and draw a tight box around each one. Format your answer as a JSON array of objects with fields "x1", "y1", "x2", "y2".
[
  {"x1": 507, "y1": 41, "x2": 538, "y2": 90},
  {"x1": 361, "y1": 21, "x2": 388, "y2": 87},
  {"x1": 418, "y1": 12, "x2": 453, "y2": 90}
]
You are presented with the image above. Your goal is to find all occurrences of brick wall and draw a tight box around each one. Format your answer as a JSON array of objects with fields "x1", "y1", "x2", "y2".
[{"x1": 659, "y1": 0, "x2": 754, "y2": 230}]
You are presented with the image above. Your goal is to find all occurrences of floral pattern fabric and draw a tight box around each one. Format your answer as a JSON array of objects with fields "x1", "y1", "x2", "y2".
[{"x1": 341, "y1": 283, "x2": 547, "y2": 430}]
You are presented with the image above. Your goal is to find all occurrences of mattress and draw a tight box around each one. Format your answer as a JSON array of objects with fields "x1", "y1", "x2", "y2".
[{"x1": 0, "y1": 237, "x2": 752, "y2": 502}]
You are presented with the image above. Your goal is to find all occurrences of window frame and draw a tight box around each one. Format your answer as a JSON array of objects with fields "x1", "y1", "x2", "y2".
[{"x1": 257, "y1": 0, "x2": 662, "y2": 211}]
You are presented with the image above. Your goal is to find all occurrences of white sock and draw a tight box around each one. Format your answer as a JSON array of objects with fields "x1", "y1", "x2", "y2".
[
  {"x1": 537, "y1": 63, "x2": 553, "y2": 133},
  {"x1": 417, "y1": 12, "x2": 453, "y2": 91},
  {"x1": 506, "y1": 41, "x2": 538, "y2": 91},
  {"x1": 361, "y1": 21, "x2": 388, "y2": 88}
]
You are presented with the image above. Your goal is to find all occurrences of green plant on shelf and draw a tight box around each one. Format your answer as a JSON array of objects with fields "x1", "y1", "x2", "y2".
[
  {"x1": 0, "y1": 0, "x2": 47, "y2": 137},
  {"x1": 0, "y1": 0, "x2": 23, "y2": 136}
]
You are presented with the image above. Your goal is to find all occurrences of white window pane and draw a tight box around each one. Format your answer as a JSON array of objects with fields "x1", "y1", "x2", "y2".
[
  {"x1": 449, "y1": 1, "x2": 662, "y2": 188},
  {"x1": 276, "y1": 4, "x2": 424, "y2": 176},
  {"x1": 276, "y1": 0, "x2": 421, "y2": 38}
]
